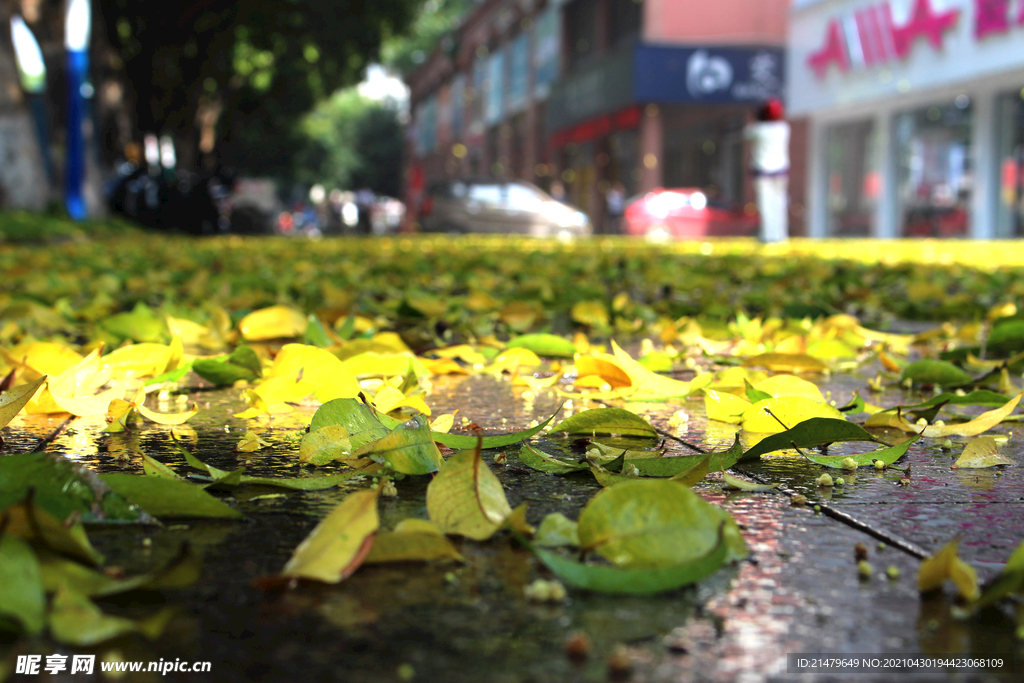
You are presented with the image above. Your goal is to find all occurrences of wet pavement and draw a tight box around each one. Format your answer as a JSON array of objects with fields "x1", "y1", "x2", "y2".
[{"x1": 4, "y1": 369, "x2": 1024, "y2": 683}]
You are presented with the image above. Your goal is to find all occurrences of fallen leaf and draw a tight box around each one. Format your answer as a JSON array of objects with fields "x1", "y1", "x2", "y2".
[
  {"x1": 364, "y1": 518, "x2": 464, "y2": 564},
  {"x1": 918, "y1": 538, "x2": 979, "y2": 601},
  {"x1": 426, "y1": 446, "x2": 513, "y2": 541},
  {"x1": 952, "y1": 436, "x2": 1014, "y2": 469},
  {"x1": 281, "y1": 488, "x2": 380, "y2": 583}
]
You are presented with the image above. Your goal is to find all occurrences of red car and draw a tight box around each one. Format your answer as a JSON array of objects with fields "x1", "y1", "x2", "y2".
[{"x1": 622, "y1": 188, "x2": 759, "y2": 240}]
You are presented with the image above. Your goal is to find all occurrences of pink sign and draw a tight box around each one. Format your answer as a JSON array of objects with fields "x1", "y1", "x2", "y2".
[{"x1": 808, "y1": 0, "x2": 972, "y2": 78}]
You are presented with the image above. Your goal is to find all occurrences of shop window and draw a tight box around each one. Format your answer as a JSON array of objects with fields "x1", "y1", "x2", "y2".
[
  {"x1": 895, "y1": 100, "x2": 973, "y2": 238},
  {"x1": 996, "y1": 90, "x2": 1024, "y2": 238},
  {"x1": 825, "y1": 120, "x2": 877, "y2": 237}
]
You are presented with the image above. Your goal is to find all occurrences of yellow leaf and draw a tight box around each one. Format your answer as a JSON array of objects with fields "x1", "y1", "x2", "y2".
[
  {"x1": 0, "y1": 376, "x2": 46, "y2": 428},
  {"x1": 298, "y1": 425, "x2": 352, "y2": 465},
  {"x1": 341, "y1": 351, "x2": 426, "y2": 379},
  {"x1": 741, "y1": 396, "x2": 845, "y2": 433},
  {"x1": 364, "y1": 518, "x2": 464, "y2": 564},
  {"x1": 137, "y1": 401, "x2": 198, "y2": 426},
  {"x1": 239, "y1": 305, "x2": 308, "y2": 341},
  {"x1": 575, "y1": 356, "x2": 632, "y2": 389},
  {"x1": 952, "y1": 436, "x2": 1014, "y2": 469},
  {"x1": 267, "y1": 344, "x2": 360, "y2": 402},
  {"x1": 920, "y1": 391, "x2": 1023, "y2": 438},
  {"x1": 609, "y1": 340, "x2": 695, "y2": 400},
  {"x1": 102, "y1": 398, "x2": 136, "y2": 433},
  {"x1": 753, "y1": 374, "x2": 824, "y2": 402},
  {"x1": 419, "y1": 357, "x2": 470, "y2": 375},
  {"x1": 430, "y1": 413, "x2": 456, "y2": 433},
  {"x1": 492, "y1": 347, "x2": 542, "y2": 370},
  {"x1": 743, "y1": 353, "x2": 828, "y2": 373},
  {"x1": 1, "y1": 342, "x2": 81, "y2": 379},
  {"x1": 281, "y1": 489, "x2": 380, "y2": 583},
  {"x1": 703, "y1": 389, "x2": 751, "y2": 425},
  {"x1": 918, "y1": 538, "x2": 979, "y2": 601},
  {"x1": 236, "y1": 430, "x2": 271, "y2": 452},
  {"x1": 101, "y1": 343, "x2": 172, "y2": 379},
  {"x1": 426, "y1": 447, "x2": 513, "y2": 540},
  {"x1": 166, "y1": 316, "x2": 216, "y2": 347},
  {"x1": 571, "y1": 300, "x2": 609, "y2": 328},
  {"x1": 431, "y1": 344, "x2": 489, "y2": 366}
]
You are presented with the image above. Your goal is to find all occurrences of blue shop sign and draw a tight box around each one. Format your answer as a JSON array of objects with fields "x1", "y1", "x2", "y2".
[{"x1": 634, "y1": 44, "x2": 785, "y2": 104}]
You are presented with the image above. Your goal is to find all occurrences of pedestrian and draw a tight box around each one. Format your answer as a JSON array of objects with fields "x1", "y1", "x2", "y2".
[
  {"x1": 744, "y1": 98, "x2": 790, "y2": 243},
  {"x1": 355, "y1": 187, "x2": 375, "y2": 235},
  {"x1": 605, "y1": 181, "x2": 625, "y2": 234}
]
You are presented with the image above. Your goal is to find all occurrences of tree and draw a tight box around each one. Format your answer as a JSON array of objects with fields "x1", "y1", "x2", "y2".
[
  {"x1": 297, "y1": 89, "x2": 403, "y2": 196},
  {"x1": 100, "y1": 0, "x2": 421, "y2": 175},
  {"x1": 380, "y1": 0, "x2": 472, "y2": 76}
]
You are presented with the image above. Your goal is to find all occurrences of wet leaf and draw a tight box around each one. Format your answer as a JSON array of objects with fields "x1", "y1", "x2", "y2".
[
  {"x1": 534, "y1": 513, "x2": 580, "y2": 548},
  {"x1": 670, "y1": 455, "x2": 713, "y2": 486},
  {"x1": 0, "y1": 495, "x2": 103, "y2": 565},
  {"x1": 281, "y1": 488, "x2": 380, "y2": 583},
  {"x1": 610, "y1": 340, "x2": 700, "y2": 400},
  {"x1": 0, "y1": 452, "x2": 147, "y2": 524},
  {"x1": 918, "y1": 538, "x2": 979, "y2": 601},
  {"x1": 0, "y1": 375, "x2": 45, "y2": 428},
  {"x1": 239, "y1": 304, "x2": 308, "y2": 341},
  {"x1": 722, "y1": 472, "x2": 780, "y2": 492},
  {"x1": 101, "y1": 343, "x2": 174, "y2": 379},
  {"x1": 299, "y1": 425, "x2": 353, "y2": 465},
  {"x1": 519, "y1": 442, "x2": 588, "y2": 474},
  {"x1": 426, "y1": 446, "x2": 513, "y2": 541},
  {"x1": 506, "y1": 333, "x2": 577, "y2": 358},
  {"x1": 140, "y1": 453, "x2": 189, "y2": 481},
  {"x1": 236, "y1": 430, "x2": 271, "y2": 452},
  {"x1": 753, "y1": 374, "x2": 824, "y2": 401},
  {"x1": 0, "y1": 536, "x2": 45, "y2": 636},
  {"x1": 953, "y1": 436, "x2": 1014, "y2": 469},
  {"x1": 520, "y1": 524, "x2": 728, "y2": 595},
  {"x1": 310, "y1": 398, "x2": 390, "y2": 450},
  {"x1": 354, "y1": 414, "x2": 443, "y2": 475},
  {"x1": 364, "y1": 518, "x2": 464, "y2": 564},
  {"x1": 551, "y1": 407, "x2": 656, "y2": 438},
  {"x1": 801, "y1": 436, "x2": 918, "y2": 468},
  {"x1": 744, "y1": 380, "x2": 772, "y2": 403},
  {"x1": 704, "y1": 389, "x2": 751, "y2": 424},
  {"x1": 578, "y1": 479, "x2": 746, "y2": 568},
  {"x1": 137, "y1": 400, "x2": 198, "y2": 425},
  {"x1": 919, "y1": 391, "x2": 1023, "y2": 437},
  {"x1": 742, "y1": 418, "x2": 882, "y2": 461},
  {"x1": 265, "y1": 343, "x2": 360, "y2": 402},
  {"x1": 192, "y1": 345, "x2": 262, "y2": 385},
  {"x1": 48, "y1": 587, "x2": 175, "y2": 646},
  {"x1": 100, "y1": 474, "x2": 243, "y2": 519},
  {"x1": 743, "y1": 353, "x2": 827, "y2": 373},
  {"x1": 901, "y1": 359, "x2": 972, "y2": 387},
  {"x1": 39, "y1": 542, "x2": 202, "y2": 597},
  {"x1": 741, "y1": 396, "x2": 846, "y2": 433}
]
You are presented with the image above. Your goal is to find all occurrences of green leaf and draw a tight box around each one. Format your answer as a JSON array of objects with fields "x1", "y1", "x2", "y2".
[
  {"x1": 520, "y1": 525, "x2": 728, "y2": 595},
  {"x1": 354, "y1": 414, "x2": 444, "y2": 475},
  {"x1": 310, "y1": 398, "x2": 389, "y2": 450},
  {"x1": 426, "y1": 447, "x2": 513, "y2": 541},
  {"x1": 0, "y1": 452, "x2": 148, "y2": 524},
  {"x1": 99, "y1": 474, "x2": 243, "y2": 519},
  {"x1": 0, "y1": 536, "x2": 45, "y2": 636},
  {"x1": 0, "y1": 375, "x2": 45, "y2": 429},
  {"x1": 722, "y1": 472, "x2": 780, "y2": 491},
  {"x1": 279, "y1": 489, "x2": 379, "y2": 583},
  {"x1": 143, "y1": 361, "x2": 193, "y2": 387},
  {"x1": 0, "y1": 495, "x2": 104, "y2": 566},
  {"x1": 629, "y1": 436, "x2": 744, "y2": 477},
  {"x1": 577, "y1": 479, "x2": 745, "y2": 568},
  {"x1": 800, "y1": 436, "x2": 918, "y2": 468},
  {"x1": 744, "y1": 379, "x2": 772, "y2": 403},
  {"x1": 838, "y1": 392, "x2": 867, "y2": 414},
  {"x1": 141, "y1": 453, "x2": 189, "y2": 481},
  {"x1": 550, "y1": 407, "x2": 656, "y2": 438},
  {"x1": 48, "y1": 588, "x2": 175, "y2": 646},
  {"x1": 364, "y1": 518, "x2": 464, "y2": 564},
  {"x1": 900, "y1": 359, "x2": 972, "y2": 387},
  {"x1": 742, "y1": 418, "x2": 882, "y2": 461},
  {"x1": 192, "y1": 345, "x2": 262, "y2": 385},
  {"x1": 376, "y1": 404, "x2": 563, "y2": 450},
  {"x1": 519, "y1": 442, "x2": 588, "y2": 474},
  {"x1": 39, "y1": 542, "x2": 202, "y2": 597},
  {"x1": 303, "y1": 314, "x2": 335, "y2": 348},
  {"x1": 506, "y1": 333, "x2": 577, "y2": 358},
  {"x1": 534, "y1": 513, "x2": 580, "y2": 548},
  {"x1": 299, "y1": 425, "x2": 353, "y2": 465}
]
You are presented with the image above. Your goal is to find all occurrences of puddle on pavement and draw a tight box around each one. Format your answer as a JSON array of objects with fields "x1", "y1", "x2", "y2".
[{"x1": 4, "y1": 371, "x2": 1024, "y2": 682}]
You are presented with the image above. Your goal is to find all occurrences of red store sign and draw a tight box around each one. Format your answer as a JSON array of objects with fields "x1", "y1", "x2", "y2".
[{"x1": 808, "y1": 0, "x2": 1024, "y2": 79}]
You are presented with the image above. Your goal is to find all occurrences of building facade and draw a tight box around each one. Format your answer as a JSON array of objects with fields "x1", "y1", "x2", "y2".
[
  {"x1": 790, "y1": 0, "x2": 1024, "y2": 238},
  {"x1": 405, "y1": 0, "x2": 803, "y2": 234}
]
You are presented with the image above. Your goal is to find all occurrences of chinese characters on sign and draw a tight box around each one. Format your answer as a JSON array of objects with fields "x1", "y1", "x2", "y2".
[
  {"x1": 808, "y1": 0, "x2": 1023, "y2": 79},
  {"x1": 16, "y1": 655, "x2": 95, "y2": 675}
]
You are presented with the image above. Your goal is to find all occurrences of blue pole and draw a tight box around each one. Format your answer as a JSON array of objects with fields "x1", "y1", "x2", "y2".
[{"x1": 65, "y1": 49, "x2": 88, "y2": 220}]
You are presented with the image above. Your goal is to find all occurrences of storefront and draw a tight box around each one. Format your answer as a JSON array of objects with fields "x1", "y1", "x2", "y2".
[{"x1": 790, "y1": 0, "x2": 1024, "y2": 238}]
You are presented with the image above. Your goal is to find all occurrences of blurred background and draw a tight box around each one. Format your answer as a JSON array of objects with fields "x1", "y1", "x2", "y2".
[{"x1": 1, "y1": 0, "x2": 1023, "y2": 240}]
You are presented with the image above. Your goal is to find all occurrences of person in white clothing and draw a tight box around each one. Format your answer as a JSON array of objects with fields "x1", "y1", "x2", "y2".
[{"x1": 744, "y1": 99, "x2": 790, "y2": 242}]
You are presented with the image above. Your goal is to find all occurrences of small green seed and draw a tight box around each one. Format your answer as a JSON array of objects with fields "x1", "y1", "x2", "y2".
[
  {"x1": 834, "y1": 477, "x2": 845, "y2": 486},
  {"x1": 817, "y1": 473, "x2": 834, "y2": 487},
  {"x1": 886, "y1": 565, "x2": 900, "y2": 580},
  {"x1": 841, "y1": 457, "x2": 858, "y2": 470},
  {"x1": 814, "y1": 505, "x2": 821, "y2": 512},
  {"x1": 791, "y1": 494, "x2": 807, "y2": 506},
  {"x1": 858, "y1": 560, "x2": 873, "y2": 579},
  {"x1": 941, "y1": 439, "x2": 953, "y2": 450},
  {"x1": 874, "y1": 460, "x2": 886, "y2": 471}
]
